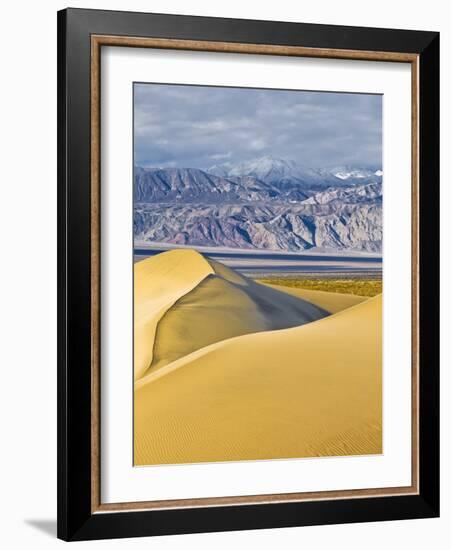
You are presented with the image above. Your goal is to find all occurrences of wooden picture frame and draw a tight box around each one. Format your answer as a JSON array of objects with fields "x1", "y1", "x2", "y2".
[{"x1": 57, "y1": 7, "x2": 439, "y2": 541}]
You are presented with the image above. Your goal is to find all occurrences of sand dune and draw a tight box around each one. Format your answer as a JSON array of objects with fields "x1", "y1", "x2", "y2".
[
  {"x1": 135, "y1": 250, "x2": 362, "y2": 379},
  {"x1": 150, "y1": 257, "x2": 329, "y2": 371},
  {"x1": 134, "y1": 250, "x2": 382, "y2": 466}
]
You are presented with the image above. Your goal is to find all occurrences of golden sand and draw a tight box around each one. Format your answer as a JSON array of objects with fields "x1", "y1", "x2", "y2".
[{"x1": 134, "y1": 250, "x2": 382, "y2": 466}]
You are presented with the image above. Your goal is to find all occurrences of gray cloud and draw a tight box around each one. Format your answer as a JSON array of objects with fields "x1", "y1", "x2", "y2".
[{"x1": 134, "y1": 83, "x2": 382, "y2": 169}]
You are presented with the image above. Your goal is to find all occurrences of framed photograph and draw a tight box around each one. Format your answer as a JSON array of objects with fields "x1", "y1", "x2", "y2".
[{"x1": 57, "y1": 8, "x2": 439, "y2": 541}]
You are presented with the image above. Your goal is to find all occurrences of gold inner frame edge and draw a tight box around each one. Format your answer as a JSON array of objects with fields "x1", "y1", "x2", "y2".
[{"x1": 90, "y1": 35, "x2": 420, "y2": 514}]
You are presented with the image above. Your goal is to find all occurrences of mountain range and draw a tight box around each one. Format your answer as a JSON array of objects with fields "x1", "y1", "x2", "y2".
[{"x1": 134, "y1": 156, "x2": 383, "y2": 252}]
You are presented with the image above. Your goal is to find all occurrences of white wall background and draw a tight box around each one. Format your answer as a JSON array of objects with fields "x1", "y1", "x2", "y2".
[{"x1": 0, "y1": 1, "x2": 448, "y2": 548}]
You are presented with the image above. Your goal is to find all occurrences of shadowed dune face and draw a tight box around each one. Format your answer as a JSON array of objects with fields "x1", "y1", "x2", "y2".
[{"x1": 151, "y1": 259, "x2": 329, "y2": 371}]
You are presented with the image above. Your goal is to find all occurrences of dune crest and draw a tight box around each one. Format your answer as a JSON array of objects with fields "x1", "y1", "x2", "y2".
[{"x1": 134, "y1": 249, "x2": 214, "y2": 380}]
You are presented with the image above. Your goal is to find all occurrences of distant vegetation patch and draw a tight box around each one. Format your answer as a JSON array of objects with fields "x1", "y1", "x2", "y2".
[{"x1": 257, "y1": 278, "x2": 382, "y2": 297}]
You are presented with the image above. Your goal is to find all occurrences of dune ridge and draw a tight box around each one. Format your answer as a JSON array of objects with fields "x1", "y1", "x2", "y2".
[
  {"x1": 150, "y1": 256, "x2": 330, "y2": 372},
  {"x1": 134, "y1": 249, "x2": 214, "y2": 380}
]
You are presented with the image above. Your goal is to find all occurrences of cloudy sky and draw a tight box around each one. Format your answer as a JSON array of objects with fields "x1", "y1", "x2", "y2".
[{"x1": 134, "y1": 83, "x2": 382, "y2": 169}]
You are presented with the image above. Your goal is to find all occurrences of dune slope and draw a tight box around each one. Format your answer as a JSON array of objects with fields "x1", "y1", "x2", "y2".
[
  {"x1": 134, "y1": 249, "x2": 214, "y2": 380},
  {"x1": 135, "y1": 294, "x2": 382, "y2": 465}
]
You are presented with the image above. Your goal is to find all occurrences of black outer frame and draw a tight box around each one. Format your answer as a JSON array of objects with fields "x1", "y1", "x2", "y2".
[{"x1": 57, "y1": 8, "x2": 439, "y2": 542}]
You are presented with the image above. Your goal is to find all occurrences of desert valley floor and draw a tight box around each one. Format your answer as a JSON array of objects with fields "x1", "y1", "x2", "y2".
[{"x1": 134, "y1": 248, "x2": 382, "y2": 466}]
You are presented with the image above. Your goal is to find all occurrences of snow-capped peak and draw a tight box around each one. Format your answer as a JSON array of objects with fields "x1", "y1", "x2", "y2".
[
  {"x1": 332, "y1": 166, "x2": 383, "y2": 180},
  {"x1": 207, "y1": 158, "x2": 382, "y2": 186}
]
